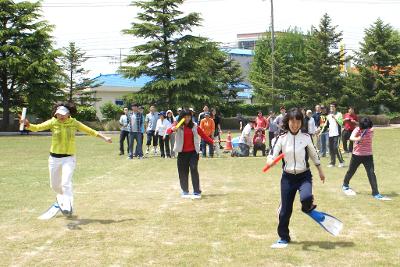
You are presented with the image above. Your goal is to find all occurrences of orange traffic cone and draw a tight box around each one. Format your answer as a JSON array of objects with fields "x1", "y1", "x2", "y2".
[{"x1": 224, "y1": 131, "x2": 233, "y2": 151}]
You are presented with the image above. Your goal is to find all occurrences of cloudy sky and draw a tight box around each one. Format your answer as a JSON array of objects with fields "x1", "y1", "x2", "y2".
[{"x1": 26, "y1": 0, "x2": 400, "y2": 77}]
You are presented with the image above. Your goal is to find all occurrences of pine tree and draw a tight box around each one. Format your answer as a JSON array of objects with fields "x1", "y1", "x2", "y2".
[
  {"x1": 61, "y1": 42, "x2": 100, "y2": 106},
  {"x1": 250, "y1": 29, "x2": 307, "y2": 109},
  {"x1": 119, "y1": 0, "x2": 242, "y2": 109},
  {"x1": 293, "y1": 14, "x2": 344, "y2": 107},
  {"x1": 355, "y1": 18, "x2": 400, "y2": 113},
  {"x1": 0, "y1": 0, "x2": 63, "y2": 129}
]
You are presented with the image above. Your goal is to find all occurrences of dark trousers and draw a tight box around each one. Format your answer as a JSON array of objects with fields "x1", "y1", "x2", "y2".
[
  {"x1": 278, "y1": 170, "x2": 314, "y2": 242},
  {"x1": 146, "y1": 130, "x2": 158, "y2": 146},
  {"x1": 253, "y1": 143, "x2": 266, "y2": 156},
  {"x1": 159, "y1": 135, "x2": 171, "y2": 157},
  {"x1": 268, "y1": 131, "x2": 275, "y2": 149},
  {"x1": 129, "y1": 132, "x2": 143, "y2": 158},
  {"x1": 201, "y1": 137, "x2": 214, "y2": 157},
  {"x1": 177, "y1": 151, "x2": 201, "y2": 194},
  {"x1": 119, "y1": 130, "x2": 130, "y2": 154},
  {"x1": 343, "y1": 154, "x2": 379, "y2": 195},
  {"x1": 329, "y1": 136, "x2": 344, "y2": 165},
  {"x1": 342, "y1": 129, "x2": 354, "y2": 153}
]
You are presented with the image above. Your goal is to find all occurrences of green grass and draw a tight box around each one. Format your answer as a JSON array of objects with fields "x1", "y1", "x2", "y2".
[{"x1": 1, "y1": 128, "x2": 399, "y2": 266}]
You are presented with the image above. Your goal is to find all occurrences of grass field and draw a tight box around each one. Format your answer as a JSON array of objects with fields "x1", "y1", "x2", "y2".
[{"x1": 1, "y1": 128, "x2": 400, "y2": 266}]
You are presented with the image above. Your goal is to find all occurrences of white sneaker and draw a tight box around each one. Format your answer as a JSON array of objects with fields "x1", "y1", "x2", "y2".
[
  {"x1": 342, "y1": 186, "x2": 356, "y2": 196},
  {"x1": 271, "y1": 239, "x2": 289, "y2": 249},
  {"x1": 327, "y1": 164, "x2": 334, "y2": 168},
  {"x1": 181, "y1": 192, "x2": 191, "y2": 199},
  {"x1": 338, "y1": 163, "x2": 345, "y2": 168},
  {"x1": 191, "y1": 194, "x2": 202, "y2": 200}
]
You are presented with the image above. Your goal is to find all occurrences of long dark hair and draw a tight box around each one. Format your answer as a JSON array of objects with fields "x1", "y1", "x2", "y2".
[
  {"x1": 282, "y1": 108, "x2": 304, "y2": 131},
  {"x1": 359, "y1": 117, "x2": 373, "y2": 130},
  {"x1": 179, "y1": 109, "x2": 194, "y2": 128},
  {"x1": 52, "y1": 101, "x2": 77, "y2": 117}
]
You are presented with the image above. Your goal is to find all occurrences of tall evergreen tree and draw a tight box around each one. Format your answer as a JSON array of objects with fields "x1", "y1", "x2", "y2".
[
  {"x1": 355, "y1": 18, "x2": 400, "y2": 113},
  {"x1": 0, "y1": 0, "x2": 62, "y2": 129},
  {"x1": 292, "y1": 14, "x2": 344, "y2": 107},
  {"x1": 119, "y1": 0, "x2": 242, "y2": 109},
  {"x1": 61, "y1": 42, "x2": 100, "y2": 106},
  {"x1": 250, "y1": 29, "x2": 307, "y2": 109}
]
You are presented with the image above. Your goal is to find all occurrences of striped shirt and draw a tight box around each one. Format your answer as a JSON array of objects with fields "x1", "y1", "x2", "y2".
[{"x1": 352, "y1": 127, "x2": 373, "y2": 156}]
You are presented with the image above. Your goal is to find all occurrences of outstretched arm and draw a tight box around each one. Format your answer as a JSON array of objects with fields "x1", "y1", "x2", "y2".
[
  {"x1": 25, "y1": 119, "x2": 53, "y2": 132},
  {"x1": 77, "y1": 121, "x2": 112, "y2": 143},
  {"x1": 197, "y1": 127, "x2": 214, "y2": 144}
]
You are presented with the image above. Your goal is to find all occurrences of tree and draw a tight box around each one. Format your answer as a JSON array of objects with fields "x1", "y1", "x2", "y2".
[
  {"x1": 292, "y1": 14, "x2": 344, "y2": 108},
  {"x1": 250, "y1": 28, "x2": 307, "y2": 110},
  {"x1": 0, "y1": 0, "x2": 62, "y2": 129},
  {"x1": 119, "y1": 0, "x2": 242, "y2": 109},
  {"x1": 61, "y1": 42, "x2": 100, "y2": 106},
  {"x1": 355, "y1": 18, "x2": 400, "y2": 113}
]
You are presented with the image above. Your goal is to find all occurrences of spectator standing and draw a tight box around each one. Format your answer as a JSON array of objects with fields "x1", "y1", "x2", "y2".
[
  {"x1": 312, "y1": 105, "x2": 322, "y2": 153},
  {"x1": 198, "y1": 105, "x2": 209, "y2": 123},
  {"x1": 342, "y1": 107, "x2": 358, "y2": 153},
  {"x1": 211, "y1": 108, "x2": 223, "y2": 149},
  {"x1": 322, "y1": 103, "x2": 344, "y2": 167},
  {"x1": 128, "y1": 104, "x2": 145, "y2": 159},
  {"x1": 274, "y1": 106, "x2": 287, "y2": 134},
  {"x1": 318, "y1": 106, "x2": 329, "y2": 157},
  {"x1": 189, "y1": 108, "x2": 198, "y2": 124},
  {"x1": 256, "y1": 111, "x2": 269, "y2": 133},
  {"x1": 199, "y1": 112, "x2": 215, "y2": 158},
  {"x1": 267, "y1": 111, "x2": 278, "y2": 149},
  {"x1": 145, "y1": 105, "x2": 159, "y2": 155},
  {"x1": 166, "y1": 110, "x2": 176, "y2": 157},
  {"x1": 156, "y1": 111, "x2": 172, "y2": 158},
  {"x1": 119, "y1": 107, "x2": 130, "y2": 155},
  {"x1": 306, "y1": 110, "x2": 317, "y2": 136}
]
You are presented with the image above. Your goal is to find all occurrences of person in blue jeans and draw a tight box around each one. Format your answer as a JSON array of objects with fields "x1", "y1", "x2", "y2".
[{"x1": 128, "y1": 104, "x2": 144, "y2": 159}]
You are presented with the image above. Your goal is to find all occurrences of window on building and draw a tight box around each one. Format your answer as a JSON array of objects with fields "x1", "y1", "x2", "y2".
[{"x1": 115, "y1": 99, "x2": 124, "y2": 106}]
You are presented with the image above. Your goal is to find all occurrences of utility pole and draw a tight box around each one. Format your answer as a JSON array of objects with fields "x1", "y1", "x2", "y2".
[
  {"x1": 119, "y1": 48, "x2": 122, "y2": 67},
  {"x1": 270, "y1": 0, "x2": 275, "y2": 93}
]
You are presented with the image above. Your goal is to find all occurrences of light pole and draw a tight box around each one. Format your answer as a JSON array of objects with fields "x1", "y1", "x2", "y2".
[{"x1": 270, "y1": 0, "x2": 275, "y2": 93}]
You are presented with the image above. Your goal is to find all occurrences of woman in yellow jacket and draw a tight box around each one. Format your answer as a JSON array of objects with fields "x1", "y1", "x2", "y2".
[{"x1": 22, "y1": 102, "x2": 112, "y2": 218}]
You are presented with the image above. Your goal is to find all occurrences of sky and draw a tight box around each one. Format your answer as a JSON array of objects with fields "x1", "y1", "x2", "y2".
[{"x1": 24, "y1": 0, "x2": 400, "y2": 77}]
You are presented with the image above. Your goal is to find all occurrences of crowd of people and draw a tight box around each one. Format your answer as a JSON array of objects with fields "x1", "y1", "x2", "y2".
[{"x1": 118, "y1": 104, "x2": 223, "y2": 159}]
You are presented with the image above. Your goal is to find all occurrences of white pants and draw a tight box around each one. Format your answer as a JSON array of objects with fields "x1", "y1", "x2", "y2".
[{"x1": 48, "y1": 156, "x2": 76, "y2": 211}]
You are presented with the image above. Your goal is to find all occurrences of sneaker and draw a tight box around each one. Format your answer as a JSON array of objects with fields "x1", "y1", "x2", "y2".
[
  {"x1": 271, "y1": 239, "x2": 289, "y2": 249},
  {"x1": 342, "y1": 185, "x2": 356, "y2": 196},
  {"x1": 373, "y1": 194, "x2": 392, "y2": 201},
  {"x1": 192, "y1": 193, "x2": 202, "y2": 199},
  {"x1": 338, "y1": 163, "x2": 345, "y2": 168},
  {"x1": 119, "y1": 152, "x2": 124, "y2": 156},
  {"x1": 327, "y1": 164, "x2": 335, "y2": 168},
  {"x1": 127, "y1": 157, "x2": 133, "y2": 160},
  {"x1": 181, "y1": 192, "x2": 191, "y2": 199},
  {"x1": 146, "y1": 148, "x2": 150, "y2": 154}
]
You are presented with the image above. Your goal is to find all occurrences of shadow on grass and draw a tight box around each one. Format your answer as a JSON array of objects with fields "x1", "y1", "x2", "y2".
[
  {"x1": 202, "y1": 193, "x2": 229, "y2": 199},
  {"x1": 384, "y1": 192, "x2": 398, "y2": 198},
  {"x1": 292, "y1": 240, "x2": 355, "y2": 251},
  {"x1": 66, "y1": 217, "x2": 136, "y2": 230}
]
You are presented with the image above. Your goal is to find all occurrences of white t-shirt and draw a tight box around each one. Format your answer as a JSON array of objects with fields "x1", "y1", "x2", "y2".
[
  {"x1": 155, "y1": 119, "x2": 171, "y2": 137},
  {"x1": 239, "y1": 124, "x2": 253, "y2": 146},
  {"x1": 308, "y1": 117, "x2": 317, "y2": 135},
  {"x1": 328, "y1": 114, "x2": 339, "y2": 137}
]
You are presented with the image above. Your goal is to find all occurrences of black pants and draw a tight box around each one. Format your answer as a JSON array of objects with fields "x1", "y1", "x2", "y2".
[
  {"x1": 278, "y1": 170, "x2": 315, "y2": 242},
  {"x1": 119, "y1": 130, "x2": 130, "y2": 154},
  {"x1": 253, "y1": 143, "x2": 266, "y2": 156},
  {"x1": 329, "y1": 136, "x2": 344, "y2": 165},
  {"x1": 342, "y1": 129, "x2": 354, "y2": 153},
  {"x1": 268, "y1": 131, "x2": 275, "y2": 149},
  {"x1": 158, "y1": 135, "x2": 171, "y2": 157},
  {"x1": 177, "y1": 151, "x2": 201, "y2": 194},
  {"x1": 343, "y1": 154, "x2": 379, "y2": 195},
  {"x1": 201, "y1": 137, "x2": 214, "y2": 157},
  {"x1": 146, "y1": 130, "x2": 158, "y2": 146}
]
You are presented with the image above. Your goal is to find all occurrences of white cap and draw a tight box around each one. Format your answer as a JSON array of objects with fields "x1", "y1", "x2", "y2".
[
  {"x1": 55, "y1": 106, "x2": 70, "y2": 116},
  {"x1": 189, "y1": 108, "x2": 195, "y2": 112}
]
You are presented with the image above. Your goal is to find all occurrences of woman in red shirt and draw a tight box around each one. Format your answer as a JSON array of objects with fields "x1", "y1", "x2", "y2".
[
  {"x1": 256, "y1": 111, "x2": 269, "y2": 133},
  {"x1": 167, "y1": 110, "x2": 214, "y2": 199}
]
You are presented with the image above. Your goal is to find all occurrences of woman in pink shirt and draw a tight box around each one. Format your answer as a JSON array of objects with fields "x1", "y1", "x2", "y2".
[
  {"x1": 342, "y1": 117, "x2": 390, "y2": 200},
  {"x1": 255, "y1": 111, "x2": 269, "y2": 133}
]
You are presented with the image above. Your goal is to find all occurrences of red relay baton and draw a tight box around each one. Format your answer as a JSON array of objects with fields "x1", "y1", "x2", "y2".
[{"x1": 263, "y1": 153, "x2": 285, "y2": 172}]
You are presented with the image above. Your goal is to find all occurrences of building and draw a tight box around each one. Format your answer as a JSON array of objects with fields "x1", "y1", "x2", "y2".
[
  {"x1": 89, "y1": 74, "x2": 152, "y2": 119},
  {"x1": 237, "y1": 32, "x2": 266, "y2": 50}
]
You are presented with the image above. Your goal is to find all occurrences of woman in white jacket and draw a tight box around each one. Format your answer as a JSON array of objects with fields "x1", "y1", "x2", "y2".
[
  {"x1": 156, "y1": 111, "x2": 172, "y2": 158},
  {"x1": 267, "y1": 108, "x2": 327, "y2": 248}
]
